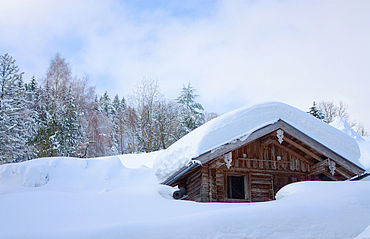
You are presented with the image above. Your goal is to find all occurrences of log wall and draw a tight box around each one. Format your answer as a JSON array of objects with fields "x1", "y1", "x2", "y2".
[{"x1": 176, "y1": 130, "x2": 354, "y2": 202}]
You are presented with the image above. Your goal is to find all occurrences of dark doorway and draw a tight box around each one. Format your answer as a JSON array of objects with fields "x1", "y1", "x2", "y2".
[{"x1": 227, "y1": 175, "x2": 245, "y2": 199}]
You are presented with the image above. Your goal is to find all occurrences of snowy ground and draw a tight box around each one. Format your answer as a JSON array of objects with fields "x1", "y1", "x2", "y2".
[
  {"x1": 0, "y1": 153, "x2": 370, "y2": 239},
  {"x1": 1, "y1": 105, "x2": 370, "y2": 239}
]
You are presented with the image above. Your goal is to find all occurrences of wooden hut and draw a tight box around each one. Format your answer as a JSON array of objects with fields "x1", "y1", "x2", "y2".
[{"x1": 160, "y1": 104, "x2": 365, "y2": 202}]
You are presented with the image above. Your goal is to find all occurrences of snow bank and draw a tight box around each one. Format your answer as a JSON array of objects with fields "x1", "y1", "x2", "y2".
[
  {"x1": 155, "y1": 102, "x2": 361, "y2": 182},
  {"x1": 355, "y1": 225, "x2": 370, "y2": 239},
  {"x1": 330, "y1": 117, "x2": 370, "y2": 170},
  {"x1": 1, "y1": 156, "x2": 370, "y2": 239},
  {"x1": 97, "y1": 150, "x2": 160, "y2": 169},
  {"x1": 357, "y1": 138, "x2": 370, "y2": 171},
  {"x1": 0, "y1": 156, "x2": 156, "y2": 194}
]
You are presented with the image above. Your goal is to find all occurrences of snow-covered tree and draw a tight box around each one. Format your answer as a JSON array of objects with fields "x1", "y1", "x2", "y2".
[
  {"x1": 132, "y1": 79, "x2": 161, "y2": 152},
  {"x1": 153, "y1": 99, "x2": 179, "y2": 149},
  {"x1": 99, "y1": 91, "x2": 114, "y2": 118},
  {"x1": 59, "y1": 87, "x2": 82, "y2": 156},
  {"x1": 0, "y1": 54, "x2": 33, "y2": 163},
  {"x1": 32, "y1": 53, "x2": 79, "y2": 157},
  {"x1": 308, "y1": 101, "x2": 325, "y2": 121},
  {"x1": 111, "y1": 95, "x2": 126, "y2": 154},
  {"x1": 176, "y1": 83, "x2": 205, "y2": 137}
]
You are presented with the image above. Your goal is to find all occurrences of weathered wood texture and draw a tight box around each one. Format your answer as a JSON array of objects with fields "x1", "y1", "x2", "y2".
[
  {"x1": 175, "y1": 129, "x2": 358, "y2": 203},
  {"x1": 176, "y1": 167, "x2": 202, "y2": 201}
]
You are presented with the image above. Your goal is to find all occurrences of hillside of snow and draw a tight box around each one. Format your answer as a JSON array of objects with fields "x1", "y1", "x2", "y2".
[
  {"x1": 330, "y1": 117, "x2": 370, "y2": 171},
  {"x1": 154, "y1": 102, "x2": 362, "y2": 182},
  {"x1": 1, "y1": 154, "x2": 370, "y2": 239},
  {"x1": 1, "y1": 103, "x2": 370, "y2": 238}
]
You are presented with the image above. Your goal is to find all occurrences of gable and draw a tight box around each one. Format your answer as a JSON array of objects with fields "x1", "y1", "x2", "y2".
[
  {"x1": 205, "y1": 126, "x2": 360, "y2": 181},
  {"x1": 156, "y1": 102, "x2": 363, "y2": 183},
  {"x1": 197, "y1": 120, "x2": 364, "y2": 177}
]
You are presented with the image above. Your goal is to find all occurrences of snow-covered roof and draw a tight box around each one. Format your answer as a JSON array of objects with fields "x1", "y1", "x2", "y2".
[
  {"x1": 154, "y1": 102, "x2": 362, "y2": 182},
  {"x1": 330, "y1": 117, "x2": 370, "y2": 171}
]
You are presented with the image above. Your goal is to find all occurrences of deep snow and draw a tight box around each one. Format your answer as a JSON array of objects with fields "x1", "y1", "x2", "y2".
[
  {"x1": 1, "y1": 103, "x2": 370, "y2": 239},
  {"x1": 154, "y1": 102, "x2": 362, "y2": 182},
  {"x1": 330, "y1": 117, "x2": 370, "y2": 171},
  {"x1": 0, "y1": 154, "x2": 370, "y2": 239}
]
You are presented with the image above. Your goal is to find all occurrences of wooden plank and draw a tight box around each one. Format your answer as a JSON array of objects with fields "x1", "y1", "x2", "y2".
[
  {"x1": 195, "y1": 120, "x2": 364, "y2": 178},
  {"x1": 283, "y1": 136, "x2": 323, "y2": 163},
  {"x1": 195, "y1": 123, "x2": 282, "y2": 164},
  {"x1": 311, "y1": 159, "x2": 329, "y2": 172},
  {"x1": 323, "y1": 172, "x2": 339, "y2": 181},
  {"x1": 336, "y1": 167, "x2": 353, "y2": 179},
  {"x1": 251, "y1": 188, "x2": 271, "y2": 193},
  {"x1": 278, "y1": 121, "x2": 364, "y2": 175},
  {"x1": 272, "y1": 142, "x2": 312, "y2": 166},
  {"x1": 251, "y1": 180, "x2": 272, "y2": 185}
]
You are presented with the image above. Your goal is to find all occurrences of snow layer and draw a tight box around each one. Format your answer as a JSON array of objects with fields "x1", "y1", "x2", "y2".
[
  {"x1": 155, "y1": 102, "x2": 361, "y2": 181},
  {"x1": 355, "y1": 225, "x2": 370, "y2": 239},
  {"x1": 1, "y1": 156, "x2": 370, "y2": 239},
  {"x1": 330, "y1": 117, "x2": 370, "y2": 170},
  {"x1": 358, "y1": 138, "x2": 370, "y2": 170}
]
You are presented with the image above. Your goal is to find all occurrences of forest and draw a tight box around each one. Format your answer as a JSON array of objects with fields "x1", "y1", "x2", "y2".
[
  {"x1": 0, "y1": 53, "x2": 366, "y2": 164},
  {"x1": 0, "y1": 53, "x2": 217, "y2": 164}
]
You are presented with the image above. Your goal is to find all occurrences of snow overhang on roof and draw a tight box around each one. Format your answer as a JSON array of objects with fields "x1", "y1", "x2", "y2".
[{"x1": 154, "y1": 102, "x2": 363, "y2": 182}]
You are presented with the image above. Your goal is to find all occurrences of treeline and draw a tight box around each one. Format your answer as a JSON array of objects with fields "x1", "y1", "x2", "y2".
[
  {"x1": 308, "y1": 101, "x2": 368, "y2": 136},
  {"x1": 0, "y1": 53, "x2": 216, "y2": 164}
]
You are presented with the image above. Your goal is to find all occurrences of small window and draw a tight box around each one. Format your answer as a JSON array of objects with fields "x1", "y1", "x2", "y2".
[{"x1": 227, "y1": 175, "x2": 246, "y2": 199}]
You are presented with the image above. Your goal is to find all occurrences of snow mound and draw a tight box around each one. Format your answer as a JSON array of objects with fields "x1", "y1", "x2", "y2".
[
  {"x1": 330, "y1": 117, "x2": 364, "y2": 141},
  {"x1": 0, "y1": 156, "x2": 157, "y2": 193},
  {"x1": 155, "y1": 102, "x2": 361, "y2": 182},
  {"x1": 358, "y1": 138, "x2": 370, "y2": 170},
  {"x1": 97, "y1": 150, "x2": 160, "y2": 169},
  {"x1": 1, "y1": 155, "x2": 370, "y2": 239},
  {"x1": 355, "y1": 225, "x2": 370, "y2": 239},
  {"x1": 330, "y1": 117, "x2": 370, "y2": 170}
]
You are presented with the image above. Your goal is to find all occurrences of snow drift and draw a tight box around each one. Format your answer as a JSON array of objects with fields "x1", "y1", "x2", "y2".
[
  {"x1": 330, "y1": 117, "x2": 370, "y2": 171},
  {"x1": 1, "y1": 155, "x2": 370, "y2": 239},
  {"x1": 1, "y1": 102, "x2": 370, "y2": 238},
  {"x1": 154, "y1": 102, "x2": 362, "y2": 182}
]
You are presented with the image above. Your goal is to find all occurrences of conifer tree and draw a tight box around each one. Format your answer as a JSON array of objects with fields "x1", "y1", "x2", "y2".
[
  {"x1": 176, "y1": 83, "x2": 205, "y2": 137},
  {"x1": 99, "y1": 92, "x2": 114, "y2": 118},
  {"x1": 32, "y1": 54, "x2": 74, "y2": 157},
  {"x1": 59, "y1": 87, "x2": 82, "y2": 156},
  {"x1": 112, "y1": 95, "x2": 126, "y2": 154},
  {"x1": 308, "y1": 101, "x2": 325, "y2": 121},
  {"x1": 0, "y1": 54, "x2": 32, "y2": 163}
]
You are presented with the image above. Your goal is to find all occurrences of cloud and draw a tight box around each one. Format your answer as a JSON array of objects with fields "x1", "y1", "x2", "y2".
[{"x1": 1, "y1": 0, "x2": 370, "y2": 129}]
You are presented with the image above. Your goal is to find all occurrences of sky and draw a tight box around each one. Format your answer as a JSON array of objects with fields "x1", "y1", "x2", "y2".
[{"x1": 1, "y1": 0, "x2": 370, "y2": 130}]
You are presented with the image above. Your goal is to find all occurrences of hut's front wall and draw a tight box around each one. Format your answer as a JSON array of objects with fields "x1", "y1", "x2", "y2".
[{"x1": 175, "y1": 130, "x2": 354, "y2": 202}]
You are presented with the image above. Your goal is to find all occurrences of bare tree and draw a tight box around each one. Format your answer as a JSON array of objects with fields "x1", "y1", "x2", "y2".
[
  {"x1": 318, "y1": 101, "x2": 337, "y2": 123},
  {"x1": 44, "y1": 53, "x2": 71, "y2": 115},
  {"x1": 131, "y1": 79, "x2": 161, "y2": 152},
  {"x1": 337, "y1": 101, "x2": 349, "y2": 121},
  {"x1": 205, "y1": 112, "x2": 218, "y2": 122},
  {"x1": 356, "y1": 124, "x2": 369, "y2": 137},
  {"x1": 125, "y1": 106, "x2": 138, "y2": 153},
  {"x1": 318, "y1": 100, "x2": 367, "y2": 137},
  {"x1": 154, "y1": 100, "x2": 180, "y2": 149}
]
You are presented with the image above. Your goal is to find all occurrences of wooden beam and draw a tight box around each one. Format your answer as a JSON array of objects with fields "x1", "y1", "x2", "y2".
[
  {"x1": 277, "y1": 120, "x2": 364, "y2": 175},
  {"x1": 194, "y1": 120, "x2": 364, "y2": 176},
  {"x1": 196, "y1": 123, "x2": 282, "y2": 164},
  {"x1": 224, "y1": 167, "x2": 308, "y2": 176},
  {"x1": 282, "y1": 136, "x2": 323, "y2": 162},
  {"x1": 271, "y1": 141, "x2": 313, "y2": 166},
  {"x1": 310, "y1": 159, "x2": 329, "y2": 175},
  {"x1": 336, "y1": 167, "x2": 353, "y2": 179},
  {"x1": 323, "y1": 171, "x2": 339, "y2": 181}
]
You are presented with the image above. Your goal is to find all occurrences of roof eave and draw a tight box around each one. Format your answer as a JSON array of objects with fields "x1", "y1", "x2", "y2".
[{"x1": 162, "y1": 161, "x2": 201, "y2": 185}]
